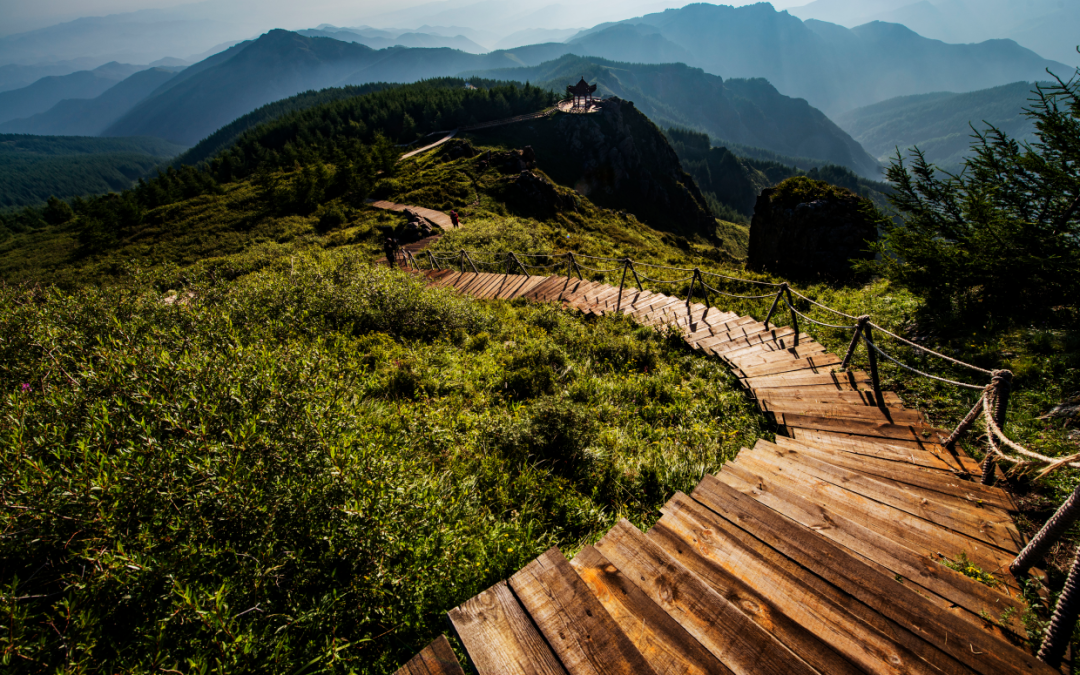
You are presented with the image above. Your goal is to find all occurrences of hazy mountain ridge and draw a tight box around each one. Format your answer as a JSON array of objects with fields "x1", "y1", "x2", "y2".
[
  {"x1": 0, "y1": 68, "x2": 181, "y2": 136},
  {"x1": 0, "y1": 63, "x2": 144, "y2": 124},
  {"x1": 568, "y1": 3, "x2": 1067, "y2": 114},
  {"x1": 836, "y1": 80, "x2": 1041, "y2": 171},
  {"x1": 467, "y1": 54, "x2": 880, "y2": 176}
]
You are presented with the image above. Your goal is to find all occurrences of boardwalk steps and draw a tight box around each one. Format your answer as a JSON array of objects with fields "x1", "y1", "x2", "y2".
[{"x1": 397, "y1": 270, "x2": 1054, "y2": 675}]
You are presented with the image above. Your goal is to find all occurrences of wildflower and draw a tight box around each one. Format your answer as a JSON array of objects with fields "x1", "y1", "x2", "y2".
[{"x1": 20, "y1": 383, "x2": 31, "y2": 393}]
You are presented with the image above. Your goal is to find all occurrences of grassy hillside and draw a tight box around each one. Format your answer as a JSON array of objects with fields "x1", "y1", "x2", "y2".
[
  {"x1": 467, "y1": 54, "x2": 881, "y2": 178},
  {"x1": 836, "y1": 81, "x2": 1041, "y2": 171},
  {"x1": 0, "y1": 134, "x2": 187, "y2": 209}
]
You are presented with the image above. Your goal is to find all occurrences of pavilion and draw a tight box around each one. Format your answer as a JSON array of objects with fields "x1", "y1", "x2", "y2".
[{"x1": 566, "y1": 76, "x2": 598, "y2": 109}]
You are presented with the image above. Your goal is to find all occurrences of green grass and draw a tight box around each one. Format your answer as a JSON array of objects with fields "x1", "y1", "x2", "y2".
[{"x1": 0, "y1": 248, "x2": 768, "y2": 673}]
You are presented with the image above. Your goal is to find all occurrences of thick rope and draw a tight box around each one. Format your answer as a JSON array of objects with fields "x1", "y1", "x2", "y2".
[
  {"x1": 788, "y1": 288, "x2": 859, "y2": 319},
  {"x1": 868, "y1": 321, "x2": 994, "y2": 376},
  {"x1": 1037, "y1": 545, "x2": 1080, "y2": 668},
  {"x1": 1012, "y1": 485, "x2": 1080, "y2": 576},
  {"x1": 982, "y1": 394, "x2": 1080, "y2": 474},
  {"x1": 864, "y1": 339, "x2": 987, "y2": 390},
  {"x1": 699, "y1": 279, "x2": 776, "y2": 300},
  {"x1": 782, "y1": 295, "x2": 859, "y2": 330}
]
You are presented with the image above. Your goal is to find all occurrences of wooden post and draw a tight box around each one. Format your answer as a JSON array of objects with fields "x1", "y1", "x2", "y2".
[
  {"x1": 685, "y1": 270, "x2": 697, "y2": 308},
  {"x1": 463, "y1": 251, "x2": 479, "y2": 274},
  {"x1": 839, "y1": 316, "x2": 868, "y2": 371},
  {"x1": 982, "y1": 370, "x2": 1012, "y2": 485},
  {"x1": 616, "y1": 259, "x2": 629, "y2": 313},
  {"x1": 629, "y1": 262, "x2": 643, "y2": 291},
  {"x1": 862, "y1": 322, "x2": 884, "y2": 407},
  {"x1": 510, "y1": 252, "x2": 530, "y2": 277},
  {"x1": 764, "y1": 284, "x2": 786, "y2": 330},
  {"x1": 568, "y1": 252, "x2": 583, "y2": 280},
  {"x1": 428, "y1": 250, "x2": 439, "y2": 270},
  {"x1": 784, "y1": 286, "x2": 800, "y2": 347}
]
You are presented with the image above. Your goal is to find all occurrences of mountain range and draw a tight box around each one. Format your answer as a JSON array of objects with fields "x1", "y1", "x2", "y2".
[
  {"x1": 469, "y1": 54, "x2": 880, "y2": 176},
  {"x1": 791, "y1": 0, "x2": 1080, "y2": 67},
  {"x1": 0, "y1": 67, "x2": 181, "y2": 136},
  {"x1": 567, "y1": 3, "x2": 1068, "y2": 115},
  {"x1": 0, "y1": 62, "x2": 145, "y2": 124},
  {"x1": 836, "y1": 80, "x2": 1041, "y2": 172}
]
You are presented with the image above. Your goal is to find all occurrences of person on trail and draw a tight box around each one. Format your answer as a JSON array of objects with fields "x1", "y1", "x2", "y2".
[
  {"x1": 383, "y1": 235, "x2": 400, "y2": 269},
  {"x1": 450, "y1": 210, "x2": 459, "y2": 228}
]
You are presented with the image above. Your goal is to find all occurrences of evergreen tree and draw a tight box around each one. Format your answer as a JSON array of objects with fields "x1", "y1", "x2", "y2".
[{"x1": 866, "y1": 67, "x2": 1080, "y2": 321}]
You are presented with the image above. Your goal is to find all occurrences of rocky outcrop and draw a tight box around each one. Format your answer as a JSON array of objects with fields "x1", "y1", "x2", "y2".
[
  {"x1": 548, "y1": 97, "x2": 715, "y2": 237},
  {"x1": 747, "y1": 176, "x2": 882, "y2": 280},
  {"x1": 512, "y1": 170, "x2": 578, "y2": 214}
]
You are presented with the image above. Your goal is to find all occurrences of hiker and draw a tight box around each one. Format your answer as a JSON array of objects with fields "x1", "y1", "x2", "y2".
[
  {"x1": 450, "y1": 210, "x2": 459, "y2": 228},
  {"x1": 383, "y1": 235, "x2": 400, "y2": 269}
]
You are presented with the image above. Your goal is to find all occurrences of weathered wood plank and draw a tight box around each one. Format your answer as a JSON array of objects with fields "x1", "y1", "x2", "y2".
[
  {"x1": 786, "y1": 428, "x2": 972, "y2": 474},
  {"x1": 394, "y1": 635, "x2": 466, "y2": 675},
  {"x1": 714, "y1": 461, "x2": 1029, "y2": 636},
  {"x1": 447, "y1": 580, "x2": 568, "y2": 675},
  {"x1": 742, "y1": 370, "x2": 873, "y2": 390},
  {"x1": 772, "y1": 435, "x2": 1014, "y2": 511},
  {"x1": 690, "y1": 476, "x2": 1052, "y2": 675},
  {"x1": 509, "y1": 547, "x2": 657, "y2": 675},
  {"x1": 657, "y1": 492, "x2": 972, "y2": 675},
  {"x1": 747, "y1": 441, "x2": 1024, "y2": 553},
  {"x1": 734, "y1": 354, "x2": 843, "y2": 379},
  {"x1": 759, "y1": 399, "x2": 925, "y2": 425},
  {"x1": 570, "y1": 546, "x2": 731, "y2": 675},
  {"x1": 750, "y1": 388, "x2": 904, "y2": 408},
  {"x1": 595, "y1": 520, "x2": 819, "y2": 675},
  {"x1": 727, "y1": 451, "x2": 1023, "y2": 594},
  {"x1": 724, "y1": 344, "x2": 829, "y2": 368}
]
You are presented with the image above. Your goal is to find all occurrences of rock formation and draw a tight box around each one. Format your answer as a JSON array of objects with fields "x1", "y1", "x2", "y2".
[{"x1": 748, "y1": 176, "x2": 882, "y2": 280}]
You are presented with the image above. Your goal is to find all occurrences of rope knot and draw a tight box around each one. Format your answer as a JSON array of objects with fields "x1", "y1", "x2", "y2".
[{"x1": 856, "y1": 315, "x2": 870, "y2": 327}]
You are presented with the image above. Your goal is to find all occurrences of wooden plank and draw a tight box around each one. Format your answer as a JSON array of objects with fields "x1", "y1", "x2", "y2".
[
  {"x1": 730, "y1": 450, "x2": 1023, "y2": 593},
  {"x1": 778, "y1": 413, "x2": 951, "y2": 446},
  {"x1": 447, "y1": 580, "x2": 568, "y2": 675},
  {"x1": 395, "y1": 635, "x2": 466, "y2": 675},
  {"x1": 690, "y1": 476, "x2": 1053, "y2": 675},
  {"x1": 508, "y1": 547, "x2": 657, "y2": 675},
  {"x1": 750, "y1": 388, "x2": 904, "y2": 408},
  {"x1": 594, "y1": 520, "x2": 819, "y2": 675},
  {"x1": 741, "y1": 370, "x2": 873, "y2": 391},
  {"x1": 477, "y1": 275, "x2": 514, "y2": 299},
  {"x1": 734, "y1": 354, "x2": 843, "y2": 379},
  {"x1": 713, "y1": 464, "x2": 1028, "y2": 637},
  {"x1": 700, "y1": 330, "x2": 804, "y2": 356},
  {"x1": 456, "y1": 273, "x2": 493, "y2": 295},
  {"x1": 628, "y1": 295, "x2": 678, "y2": 319},
  {"x1": 602, "y1": 289, "x2": 656, "y2": 314},
  {"x1": 656, "y1": 492, "x2": 974, "y2": 675},
  {"x1": 529, "y1": 276, "x2": 572, "y2": 301},
  {"x1": 773, "y1": 435, "x2": 1015, "y2": 511},
  {"x1": 759, "y1": 399, "x2": 925, "y2": 425},
  {"x1": 509, "y1": 275, "x2": 550, "y2": 300},
  {"x1": 748, "y1": 440, "x2": 1024, "y2": 553},
  {"x1": 428, "y1": 270, "x2": 465, "y2": 288},
  {"x1": 495, "y1": 275, "x2": 534, "y2": 300},
  {"x1": 557, "y1": 279, "x2": 594, "y2": 303},
  {"x1": 570, "y1": 546, "x2": 732, "y2": 675},
  {"x1": 787, "y1": 427, "x2": 957, "y2": 467},
  {"x1": 724, "y1": 344, "x2": 829, "y2": 368},
  {"x1": 685, "y1": 316, "x2": 757, "y2": 343}
]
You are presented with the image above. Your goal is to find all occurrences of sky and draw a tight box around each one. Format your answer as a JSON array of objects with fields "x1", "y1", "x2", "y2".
[{"x1": 0, "y1": 0, "x2": 810, "y2": 36}]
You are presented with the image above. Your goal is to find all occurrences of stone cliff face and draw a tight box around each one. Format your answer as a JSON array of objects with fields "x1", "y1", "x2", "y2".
[
  {"x1": 551, "y1": 98, "x2": 716, "y2": 237},
  {"x1": 491, "y1": 97, "x2": 715, "y2": 238}
]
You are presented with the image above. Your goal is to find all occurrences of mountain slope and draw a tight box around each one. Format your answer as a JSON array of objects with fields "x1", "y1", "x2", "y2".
[
  {"x1": 0, "y1": 135, "x2": 186, "y2": 208},
  {"x1": 836, "y1": 80, "x2": 1041, "y2": 171},
  {"x1": 104, "y1": 31, "x2": 386, "y2": 146},
  {"x1": 104, "y1": 31, "x2": 571, "y2": 146},
  {"x1": 0, "y1": 63, "x2": 144, "y2": 124},
  {"x1": 298, "y1": 28, "x2": 488, "y2": 54},
  {"x1": 0, "y1": 68, "x2": 180, "y2": 136},
  {"x1": 568, "y1": 3, "x2": 1067, "y2": 114},
  {"x1": 469, "y1": 54, "x2": 880, "y2": 177}
]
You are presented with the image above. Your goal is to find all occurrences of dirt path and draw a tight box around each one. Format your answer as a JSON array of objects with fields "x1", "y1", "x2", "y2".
[{"x1": 400, "y1": 130, "x2": 458, "y2": 160}]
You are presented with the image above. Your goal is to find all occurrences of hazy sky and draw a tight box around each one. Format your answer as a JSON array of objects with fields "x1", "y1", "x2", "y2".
[{"x1": 0, "y1": 0, "x2": 810, "y2": 35}]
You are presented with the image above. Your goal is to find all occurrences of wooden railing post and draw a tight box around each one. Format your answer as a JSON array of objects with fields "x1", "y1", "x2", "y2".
[
  {"x1": 981, "y1": 370, "x2": 1012, "y2": 485},
  {"x1": 784, "y1": 286, "x2": 800, "y2": 347},
  {"x1": 764, "y1": 283, "x2": 786, "y2": 330},
  {"x1": 616, "y1": 258, "x2": 629, "y2": 313},
  {"x1": 510, "y1": 252, "x2": 530, "y2": 277},
  {"x1": 463, "y1": 251, "x2": 479, "y2": 274},
  {"x1": 685, "y1": 269, "x2": 698, "y2": 308},
  {"x1": 567, "y1": 252, "x2": 583, "y2": 280},
  {"x1": 428, "y1": 250, "x2": 439, "y2": 270},
  {"x1": 862, "y1": 322, "x2": 884, "y2": 407},
  {"x1": 840, "y1": 316, "x2": 868, "y2": 371}
]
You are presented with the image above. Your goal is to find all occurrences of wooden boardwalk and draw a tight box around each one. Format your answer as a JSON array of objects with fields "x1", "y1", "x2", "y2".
[{"x1": 396, "y1": 270, "x2": 1054, "y2": 675}]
